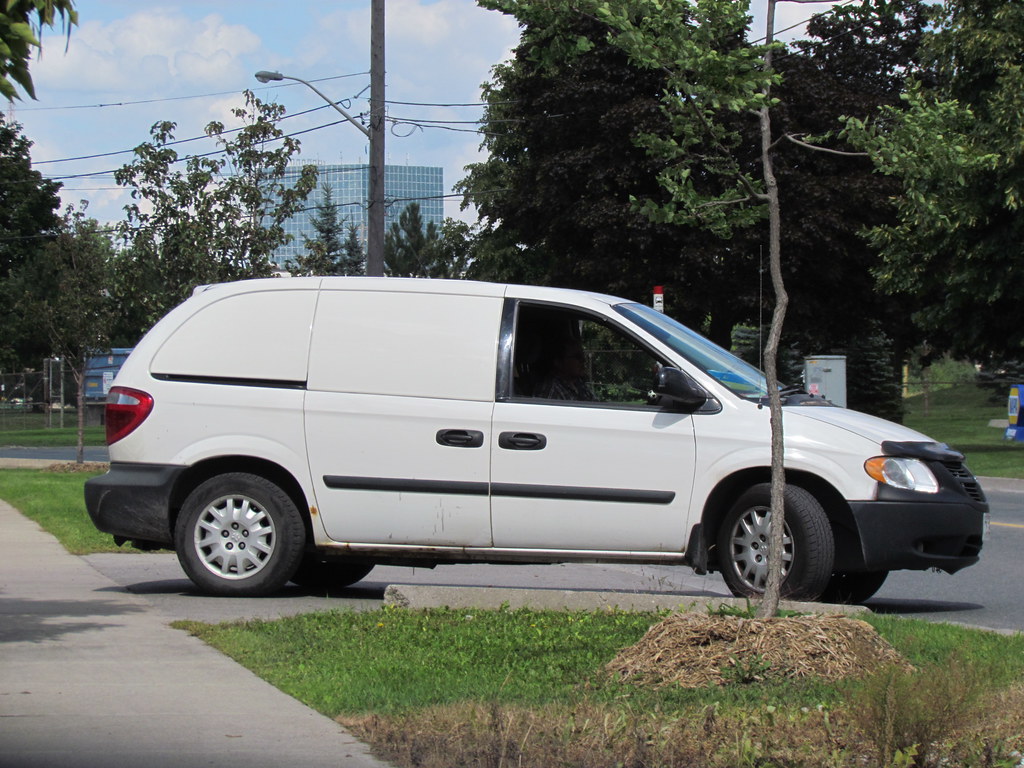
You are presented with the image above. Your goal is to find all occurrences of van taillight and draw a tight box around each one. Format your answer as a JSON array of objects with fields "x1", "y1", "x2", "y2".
[{"x1": 105, "y1": 387, "x2": 154, "y2": 445}]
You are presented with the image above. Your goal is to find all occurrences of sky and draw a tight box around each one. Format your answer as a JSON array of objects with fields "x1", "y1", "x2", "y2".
[{"x1": 11, "y1": 0, "x2": 841, "y2": 228}]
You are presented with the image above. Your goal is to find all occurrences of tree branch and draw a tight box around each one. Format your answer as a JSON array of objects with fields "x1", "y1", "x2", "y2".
[{"x1": 784, "y1": 133, "x2": 869, "y2": 157}]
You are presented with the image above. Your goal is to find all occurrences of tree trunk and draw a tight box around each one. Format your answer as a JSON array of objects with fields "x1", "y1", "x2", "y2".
[
  {"x1": 73, "y1": 362, "x2": 85, "y2": 465},
  {"x1": 756, "y1": 0, "x2": 789, "y2": 619}
]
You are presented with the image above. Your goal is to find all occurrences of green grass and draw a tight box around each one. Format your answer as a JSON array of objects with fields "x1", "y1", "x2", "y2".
[
  {"x1": 180, "y1": 608, "x2": 663, "y2": 715},
  {"x1": 0, "y1": 424, "x2": 106, "y2": 447},
  {"x1": 903, "y1": 382, "x2": 1024, "y2": 477},
  {"x1": 174, "y1": 609, "x2": 1024, "y2": 767},
  {"x1": 0, "y1": 468, "x2": 143, "y2": 554},
  {"x1": 176, "y1": 607, "x2": 1024, "y2": 719}
]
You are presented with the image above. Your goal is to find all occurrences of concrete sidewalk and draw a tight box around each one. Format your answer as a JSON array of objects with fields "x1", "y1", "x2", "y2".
[{"x1": 0, "y1": 499, "x2": 394, "y2": 768}]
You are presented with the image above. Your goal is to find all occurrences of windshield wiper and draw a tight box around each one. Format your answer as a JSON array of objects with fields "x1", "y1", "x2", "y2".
[{"x1": 758, "y1": 385, "x2": 833, "y2": 407}]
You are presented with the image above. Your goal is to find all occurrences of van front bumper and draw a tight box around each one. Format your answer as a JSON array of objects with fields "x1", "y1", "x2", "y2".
[
  {"x1": 84, "y1": 462, "x2": 185, "y2": 547},
  {"x1": 847, "y1": 498, "x2": 987, "y2": 574}
]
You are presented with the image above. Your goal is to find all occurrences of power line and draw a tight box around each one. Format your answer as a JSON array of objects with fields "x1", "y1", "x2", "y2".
[
  {"x1": 13, "y1": 72, "x2": 370, "y2": 113},
  {"x1": 31, "y1": 103, "x2": 337, "y2": 166}
]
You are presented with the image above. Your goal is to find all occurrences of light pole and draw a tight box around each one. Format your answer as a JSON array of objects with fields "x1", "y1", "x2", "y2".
[{"x1": 255, "y1": 67, "x2": 385, "y2": 276}]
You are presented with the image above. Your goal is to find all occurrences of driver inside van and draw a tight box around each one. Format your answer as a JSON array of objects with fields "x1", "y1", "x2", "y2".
[{"x1": 534, "y1": 337, "x2": 595, "y2": 401}]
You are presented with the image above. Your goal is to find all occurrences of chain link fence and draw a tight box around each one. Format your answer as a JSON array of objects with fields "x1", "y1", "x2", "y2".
[{"x1": 0, "y1": 361, "x2": 82, "y2": 432}]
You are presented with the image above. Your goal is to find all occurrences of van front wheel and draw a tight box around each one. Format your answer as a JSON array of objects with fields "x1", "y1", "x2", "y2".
[
  {"x1": 175, "y1": 473, "x2": 305, "y2": 596},
  {"x1": 716, "y1": 484, "x2": 834, "y2": 601}
]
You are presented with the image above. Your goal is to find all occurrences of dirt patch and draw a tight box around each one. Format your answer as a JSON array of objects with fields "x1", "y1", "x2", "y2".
[
  {"x1": 606, "y1": 612, "x2": 912, "y2": 688},
  {"x1": 46, "y1": 461, "x2": 109, "y2": 473}
]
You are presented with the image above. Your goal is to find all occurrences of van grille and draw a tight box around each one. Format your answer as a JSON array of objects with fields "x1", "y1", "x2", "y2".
[{"x1": 942, "y1": 461, "x2": 986, "y2": 502}]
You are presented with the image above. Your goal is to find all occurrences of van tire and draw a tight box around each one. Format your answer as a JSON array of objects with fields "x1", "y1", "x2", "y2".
[
  {"x1": 290, "y1": 558, "x2": 374, "y2": 590},
  {"x1": 819, "y1": 570, "x2": 888, "y2": 604},
  {"x1": 175, "y1": 473, "x2": 305, "y2": 596},
  {"x1": 716, "y1": 483, "x2": 834, "y2": 601}
]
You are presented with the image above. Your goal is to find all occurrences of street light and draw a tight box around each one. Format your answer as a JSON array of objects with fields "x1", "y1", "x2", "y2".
[
  {"x1": 254, "y1": 69, "x2": 385, "y2": 276},
  {"x1": 254, "y1": 71, "x2": 368, "y2": 137}
]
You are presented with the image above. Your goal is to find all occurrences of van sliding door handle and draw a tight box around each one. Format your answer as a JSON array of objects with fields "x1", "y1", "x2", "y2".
[
  {"x1": 498, "y1": 432, "x2": 547, "y2": 451},
  {"x1": 436, "y1": 429, "x2": 484, "y2": 448}
]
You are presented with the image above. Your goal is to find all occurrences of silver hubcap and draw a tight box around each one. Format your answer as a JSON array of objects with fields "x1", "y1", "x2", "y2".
[
  {"x1": 728, "y1": 505, "x2": 793, "y2": 592},
  {"x1": 192, "y1": 494, "x2": 275, "y2": 580}
]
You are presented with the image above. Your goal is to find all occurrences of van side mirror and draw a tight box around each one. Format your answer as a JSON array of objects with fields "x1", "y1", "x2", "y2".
[{"x1": 654, "y1": 367, "x2": 708, "y2": 411}]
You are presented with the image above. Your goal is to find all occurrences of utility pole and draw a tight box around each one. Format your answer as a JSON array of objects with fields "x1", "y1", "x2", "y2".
[{"x1": 367, "y1": 0, "x2": 386, "y2": 276}]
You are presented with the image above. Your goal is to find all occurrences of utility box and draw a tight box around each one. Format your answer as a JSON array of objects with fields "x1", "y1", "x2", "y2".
[
  {"x1": 84, "y1": 349, "x2": 133, "y2": 402},
  {"x1": 1006, "y1": 384, "x2": 1024, "y2": 441},
  {"x1": 804, "y1": 355, "x2": 847, "y2": 407}
]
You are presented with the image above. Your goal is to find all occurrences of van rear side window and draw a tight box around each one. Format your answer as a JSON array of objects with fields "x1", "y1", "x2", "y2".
[
  {"x1": 150, "y1": 289, "x2": 318, "y2": 383},
  {"x1": 307, "y1": 289, "x2": 502, "y2": 401}
]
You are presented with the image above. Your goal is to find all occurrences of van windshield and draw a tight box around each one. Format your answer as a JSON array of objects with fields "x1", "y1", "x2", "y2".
[{"x1": 615, "y1": 303, "x2": 769, "y2": 400}]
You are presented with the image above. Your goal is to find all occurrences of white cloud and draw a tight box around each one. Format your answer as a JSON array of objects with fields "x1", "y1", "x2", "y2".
[
  {"x1": 32, "y1": 11, "x2": 262, "y2": 94},
  {"x1": 17, "y1": 1, "x2": 520, "y2": 227}
]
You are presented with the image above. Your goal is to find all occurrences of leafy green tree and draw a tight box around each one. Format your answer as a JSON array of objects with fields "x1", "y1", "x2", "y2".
[
  {"x1": 113, "y1": 91, "x2": 317, "y2": 337},
  {"x1": 843, "y1": 0, "x2": 1024, "y2": 360},
  {"x1": 20, "y1": 203, "x2": 115, "y2": 460},
  {"x1": 0, "y1": 115, "x2": 61, "y2": 279},
  {"x1": 0, "y1": 115, "x2": 62, "y2": 369},
  {"x1": 287, "y1": 184, "x2": 345, "y2": 276},
  {"x1": 430, "y1": 219, "x2": 474, "y2": 279},
  {"x1": 480, "y1": 0, "x2": 827, "y2": 615},
  {"x1": 461, "y1": 7, "x2": 699, "y2": 304},
  {"x1": 466, "y1": 0, "x2": 928, "y2": 366},
  {"x1": 745, "y1": 1, "x2": 929, "y2": 360},
  {"x1": 0, "y1": 0, "x2": 77, "y2": 100}
]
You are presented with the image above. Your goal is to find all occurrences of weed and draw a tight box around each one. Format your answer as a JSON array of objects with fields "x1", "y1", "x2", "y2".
[
  {"x1": 721, "y1": 653, "x2": 773, "y2": 685},
  {"x1": 848, "y1": 653, "x2": 991, "y2": 767}
]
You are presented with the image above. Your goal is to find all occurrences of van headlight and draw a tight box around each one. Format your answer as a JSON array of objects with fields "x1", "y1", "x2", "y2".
[{"x1": 864, "y1": 456, "x2": 940, "y2": 493}]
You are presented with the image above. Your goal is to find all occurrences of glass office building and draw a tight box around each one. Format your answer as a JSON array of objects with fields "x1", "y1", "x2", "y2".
[{"x1": 272, "y1": 161, "x2": 444, "y2": 267}]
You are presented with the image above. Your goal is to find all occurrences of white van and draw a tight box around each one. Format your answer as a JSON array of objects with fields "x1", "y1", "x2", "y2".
[{"x1": 84, "y1": 278, "x2": 988, "y2": 602}]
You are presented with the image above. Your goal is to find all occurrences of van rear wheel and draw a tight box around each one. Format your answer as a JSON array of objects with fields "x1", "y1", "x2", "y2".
[
  {"x1": 175, "y1": 473, "x2": 305, "y2": 596},
  {"x1": 717, "y1": 484, "x2": 834, "y2": 601}
]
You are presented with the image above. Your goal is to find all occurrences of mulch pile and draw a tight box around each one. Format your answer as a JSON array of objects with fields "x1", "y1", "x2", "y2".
[
  {"x1": 607, "y1": 612, "x2": 912, "y2": 688},
  {"x1": 47, "y1": 462, "x2": 109, "y2": 473}
]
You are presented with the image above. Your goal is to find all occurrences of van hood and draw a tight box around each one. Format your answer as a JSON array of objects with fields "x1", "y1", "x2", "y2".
[{"x1": 787, "y1": 405, "x2": 934, "y2": 447}]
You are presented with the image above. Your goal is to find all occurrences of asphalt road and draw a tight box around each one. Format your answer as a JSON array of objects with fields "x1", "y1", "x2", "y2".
[
  {"x1": 865, "y1": 481, "x2": 1023, "y2": 634},
  {"x1": 0, "y1": 445, "x2": 110, "y2": 462},
  {"x1": 3, "y1": 447, "x2": 1020, "y2": 632},
  {"x1": 82, "y1": 480, "x2": 1021, "y2": 633}
]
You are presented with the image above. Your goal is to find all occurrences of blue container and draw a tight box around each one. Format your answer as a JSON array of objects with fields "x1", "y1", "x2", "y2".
[
  {"x1": 83, "y1": 349, "x2": 133, "y2": 401},
  {"x1": 1006, "y1": 384, "x2": 1024, "y2": 442}
]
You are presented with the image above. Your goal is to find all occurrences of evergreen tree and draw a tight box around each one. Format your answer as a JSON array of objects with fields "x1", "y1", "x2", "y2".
[
  {"x1": 287, "y1": 184, "x2": 345, "y2": 276},
  {"x1": 383, "y1": 203, "x2": 439, "y2": 278},
  {"x1": 340, "y1": 223, "x2": 365, "y2": 276}
]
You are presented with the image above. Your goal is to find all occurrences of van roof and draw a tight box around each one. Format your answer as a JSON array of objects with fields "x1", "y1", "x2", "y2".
[{"x1": 192, "y1": 276, "x2": 631, "y2": 308}]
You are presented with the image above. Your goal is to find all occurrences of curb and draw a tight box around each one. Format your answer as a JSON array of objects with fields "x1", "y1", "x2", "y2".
[
  {"x1": 976, "y1": 476, "x2": 1024, "y2": 492},
  {"x1": 382, "y1": 584, "x2": 869, "y2": 616}
]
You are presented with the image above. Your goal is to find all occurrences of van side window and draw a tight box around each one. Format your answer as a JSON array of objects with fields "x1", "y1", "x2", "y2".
[{"x1": 513, "y1": 305, "x2": 662, "y2": 406}]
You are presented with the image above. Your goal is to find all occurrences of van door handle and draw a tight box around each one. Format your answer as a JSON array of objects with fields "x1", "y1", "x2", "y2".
[
  {"x1": 436, "y1": 429, "x2": 484, "y2": 448},
  {"x1": 498, "y1": 432, "x2": 547, "y2": 451}
]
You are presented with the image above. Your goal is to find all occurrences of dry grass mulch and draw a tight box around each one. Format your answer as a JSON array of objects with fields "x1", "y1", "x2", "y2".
[
  {"x1": 46, "y1": 461, "x2": 109, "y2": 473},
  {"x1": 606, "y1": 612, "x2": 912, "y2": 688},
  {"x1": 340, "y1": 614, "x2": 1022, "y2": 768}
]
